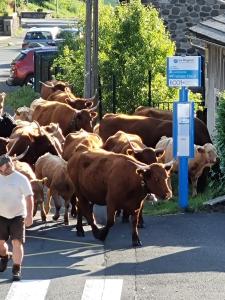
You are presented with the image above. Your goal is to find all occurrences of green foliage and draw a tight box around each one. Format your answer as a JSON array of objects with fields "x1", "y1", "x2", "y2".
[
  {"x1": 27, "y1": 0, "x2": 84, "y2": 18},
  {"x1": 0, "y1": 0, "x2": 8, "y2": 15},
  {"x1": 209, "y1": 91, "x2": 225, "y2": 196},
  {"x1": 53, "y1": 0, "x2": 178, "y2": 113},
  {"x1": 5, "y1": 86, "x2": 39, "y2": 111}
]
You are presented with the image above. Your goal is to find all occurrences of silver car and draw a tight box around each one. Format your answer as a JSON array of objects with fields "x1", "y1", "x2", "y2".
[{"x1": 22, "y1": 27, "x2": 61, "y2": 49}]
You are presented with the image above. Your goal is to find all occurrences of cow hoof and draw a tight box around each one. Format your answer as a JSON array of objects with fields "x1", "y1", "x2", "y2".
[
  {"x1": 41, "y1": 218, "x2": 46, "y2": 223},
  {"x1": 52, "y1": 215, "x2": 60, "y2": 221},
  {"x1": 132, "y1": 240, "x2": 142, "y2": 247},
  {"x1": 64, "y1": 221, "x2": 69, "y2": 226},
  {"x1": 77, "y1": 230, "x2": 85, "y2": 237},
  {"x1": 138, "y1": 223, "x2": 145, "y2": 229}
]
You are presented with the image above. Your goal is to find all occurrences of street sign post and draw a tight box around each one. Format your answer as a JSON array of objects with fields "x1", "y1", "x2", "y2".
[{"x1": 167, "y1": 56, "x2": 201, "y2": 208}]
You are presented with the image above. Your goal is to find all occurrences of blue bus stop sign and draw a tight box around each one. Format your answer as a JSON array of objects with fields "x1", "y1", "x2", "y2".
[{"x1": 167, "y1": 56, "x2": 201, "y2": 209}]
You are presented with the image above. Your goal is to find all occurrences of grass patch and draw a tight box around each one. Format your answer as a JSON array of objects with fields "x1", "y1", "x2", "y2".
[
  {"x1": 5, "y1": 86, "x2": 39, "y2": 111},
  {"x1": 143, "y1": 175, "x2": 212, "y2": 216}
]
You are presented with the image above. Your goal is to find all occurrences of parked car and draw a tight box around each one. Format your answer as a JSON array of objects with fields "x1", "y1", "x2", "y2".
[
  {"x1": 6, "y1": 46, "x2": 58, "y2": 87},
  {"x1": 22, "y1": 27, "x2": 61, "y2": 49}
]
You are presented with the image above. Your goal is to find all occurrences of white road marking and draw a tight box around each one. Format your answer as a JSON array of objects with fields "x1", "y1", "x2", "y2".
[
  {"x1": 81, "y1": 279, "x2": 123, "y2": 300},
  {"x1": 5, "y1": 280, "x2": 50, "y2": 300}
]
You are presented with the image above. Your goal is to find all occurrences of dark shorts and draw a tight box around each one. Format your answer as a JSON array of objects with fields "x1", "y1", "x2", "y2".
[{"x1": 0, "y1": 216, "x2": 25, "y2": 244}]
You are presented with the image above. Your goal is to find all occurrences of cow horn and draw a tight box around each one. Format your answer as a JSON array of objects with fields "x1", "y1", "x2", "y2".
[
  {"x1": 88, "y1": 101, "x2": 99, "y2": 111},
  {"x1": 39, "y1": 81, "x2": 54, "y2": 87},
  {"x1": 33, "y1": 120, "x2": 43, "y2": 135},
  {"x1": 128, "y1": 159, "x2": 150, "y2": 170},
  {"x1": 11, "y1": 146, "x2": 30, "y2": 161},
  {"x1": 128, "y1": 141, "x2": 143, "y2": 153},
  {"x1": 6, "y1": 137, "x2": 19, "y2": 155}
]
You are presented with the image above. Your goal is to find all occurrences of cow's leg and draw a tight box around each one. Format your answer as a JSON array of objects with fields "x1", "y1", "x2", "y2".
[
  {"x1": 76, "y1": 203, "x2": 85, "y2": 237},
  {"x1": 40, "y1": 202, "x2": 47, "y2": 222},
  {"x1": 97, "y1": 204, "x2": 116, "y2": 241},
  {"x1": 76, "y1": 196, "x2": 99, "y2": 239},
  {"x1": 122, "y1": 209, "x2": 130, "y2": 223},
  {"x1": 33, "y1": 201, "x2": 38, "y2": 217},
  {"x1": 70, "y1": 194, "x2": 77, "y2": 218},
  {"x1": 131, "y1": 204, "x2": 143, "y2": 247},
  {"x1": 63, "y1": 198, "x2": 70, "y2": 225},
  {"x1": 137, "y1": 206, "x2": 145, "y2": 228},
  {"x1": 45, "y1": 189, "x2": 51, "y2": 215},
  {"x1": 52, "y1": 194, "x2": 61, "y2": 221}
]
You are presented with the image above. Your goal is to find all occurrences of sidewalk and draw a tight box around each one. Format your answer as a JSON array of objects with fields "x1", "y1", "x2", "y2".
[{"x1": 0, "y1": 36, "x2": 22, "y2": 48}]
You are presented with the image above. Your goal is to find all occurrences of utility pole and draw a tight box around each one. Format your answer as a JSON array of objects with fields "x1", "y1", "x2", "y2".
[
  {"x1": 84, "y1": 0, "x2": 92, "y2": 97},
  {"x1": 84, "y1": 0, "x2": 99, "y2": 98},
  {"x1": 92, "y1": 0, "x2": 98, "y2": 96}
]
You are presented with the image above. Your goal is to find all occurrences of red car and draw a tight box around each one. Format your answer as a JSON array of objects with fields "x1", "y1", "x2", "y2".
[{"x1": 6, "y1": 46, "x2": 57, "y2": 87}]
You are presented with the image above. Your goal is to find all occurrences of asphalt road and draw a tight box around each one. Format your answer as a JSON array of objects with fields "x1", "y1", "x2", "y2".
[{"x1": 1, "y1": 212, "x2": 225, "y2": 299}]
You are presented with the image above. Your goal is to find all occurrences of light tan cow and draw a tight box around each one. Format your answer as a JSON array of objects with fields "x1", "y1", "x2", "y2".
[
  {"x1": 13, "y1": 160, "x2": 47, "y2": 221},
  {"x1": 0, "y1": 92, "x2": 6, "y2": 115},
  {"x1": 155, "y1": 136, "x2": 218, "y2": 197},
  {"x1": 35, "y1": 153, "x2": 75, "y2": 225},
  {"x1": 14, "y1": 106, "x2": 33, "y2": 122}
]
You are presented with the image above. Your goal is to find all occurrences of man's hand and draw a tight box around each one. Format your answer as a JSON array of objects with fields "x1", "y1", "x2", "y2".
[{"x1": 25, "y1": 214, "x2": 33, "y2": 227}]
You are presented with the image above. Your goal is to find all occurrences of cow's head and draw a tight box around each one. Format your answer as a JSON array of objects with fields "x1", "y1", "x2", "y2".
[
  {"x1": 136, "y1": 162, "x2": 173, "y2": 200},
  {"x1": 31, "y1": 177, "x2": 48, "y2": 205},
  {"x1": 14, "y1": 106, "x2": 33, "y2": 122},
  {"x1": 203, "y1": 143, "x2": 218, "y2": 165},
  {"x1": 72, "y1": 109, "x2": 98, "y2": 133},
  {"x1": 127, "y1": 145, "x2": 165, "y2": 165}
]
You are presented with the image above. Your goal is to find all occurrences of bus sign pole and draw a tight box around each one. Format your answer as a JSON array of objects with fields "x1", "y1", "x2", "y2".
[{"x1": 167, "y1": 56, "x2": 201, "y2": 209}]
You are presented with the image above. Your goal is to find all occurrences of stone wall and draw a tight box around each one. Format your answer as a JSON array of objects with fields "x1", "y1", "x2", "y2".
[{"x1": 142, "y1": 0, "x2": 225, "y2": 54}]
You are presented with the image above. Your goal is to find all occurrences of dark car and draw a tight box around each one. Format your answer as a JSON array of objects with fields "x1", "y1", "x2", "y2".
[{"x1": 6, "y1": 46, "x2": 58, "y2": 87}]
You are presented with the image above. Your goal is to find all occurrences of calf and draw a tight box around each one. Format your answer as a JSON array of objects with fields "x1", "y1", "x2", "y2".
[
  {"x1": 35, "y1": 153, "x2": 75, "y2": 225},
  {"x1": 155, "y1": 136, "x2": 218, "y2": 197},
  {"x1": 67, "y1": 148, "x2": 172, "y2": 246},
  {"x1": 13, "y1": 160, "x2": 47, "y2": 221}
]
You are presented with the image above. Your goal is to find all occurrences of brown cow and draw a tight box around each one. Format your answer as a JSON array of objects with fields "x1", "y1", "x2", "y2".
[
  {"x1": 99, "y1": 113, "x2": 211, "y2": 148},
  {"x1": 13, "y1": 160, "x2": 48, "y2": 221},
  {"x1": 7, "y1": 123, "x2": 61, "y2": 166},
  {"x1": 40, "y1": 80, "x2": 72, "y2": 100},
  {"x1": 67, "y1": 148, "x2": 172, "y2": 246},
  {"x1": 32, "y1": 101, "x2": 98, "y2": 136},
  {"x1": 9, "y1": 121, "x2": 64, "y2": 156},
  {"x1": 0, "y1": 137, "x2": 9, "y2": 155},
  {"x1": 62, "y1": 129, "x2": 103, "y2": 161},
  {"x1": 155, "y1": 136, "x2": 218, "y2": 197},
  {"x1": 102, "y1": 130, "x2": 165, "y2": 226},
  {"x1": 35, "y1": 153, "x2": 75, "y2": 225},
  {"x1": 134, "y1": 107, "x2": 212, "y2": 145},
  {"x1": 62, "y1": 129, "x2": 103, "y2": 217},
  {"x1": 0, "y1": 92, "x2": 6, "y2": 115},
  {"x1": 102, "y1": 130, "x2": 165, "y2": 164},
  {"x1": 47, "y1": 90, "x2": 96, "y2": 110}
]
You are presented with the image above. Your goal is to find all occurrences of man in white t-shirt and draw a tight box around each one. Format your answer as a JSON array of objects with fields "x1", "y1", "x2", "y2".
[{"x1": 0, "y1": 154, "x2": 34, "y2": 281}]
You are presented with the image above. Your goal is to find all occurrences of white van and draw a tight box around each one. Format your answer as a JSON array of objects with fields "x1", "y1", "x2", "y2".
[{"x1": 22, "y1": 27, "x2": 61, "y2": 49}]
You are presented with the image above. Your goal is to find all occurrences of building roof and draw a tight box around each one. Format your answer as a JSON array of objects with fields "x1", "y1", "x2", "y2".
[{"x1": 188, "y1": 14, "x2": 225, "y2": 47}]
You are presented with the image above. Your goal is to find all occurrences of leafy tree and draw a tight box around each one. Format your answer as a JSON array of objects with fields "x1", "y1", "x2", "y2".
[
  {"x1": 0, "y1": 0, "x2": 8, "y2": 14},
  {"x1": 208, "y1": 91, "x2": 225, "y2": 197},
  {"x1": 53, "y1": 0, "x2": 176, "y2": 113}
]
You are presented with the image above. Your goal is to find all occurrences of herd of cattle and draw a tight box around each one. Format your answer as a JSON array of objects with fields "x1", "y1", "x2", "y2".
[{"x1": 0, "y1": 81, "x2": 219, "y2": 246}]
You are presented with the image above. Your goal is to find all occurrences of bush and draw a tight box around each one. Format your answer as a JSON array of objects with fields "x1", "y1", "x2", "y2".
[
  {"x1": 208, "y1": 91, "x2": 225, "y2": 197},
  {"x1": 5, "y1": 86, "x2": 39, "y2": 111}
]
